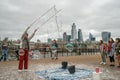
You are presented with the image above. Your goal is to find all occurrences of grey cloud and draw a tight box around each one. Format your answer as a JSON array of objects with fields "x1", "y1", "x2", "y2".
[{"x1": 0, "y1": 0, "x2": 120, "y2": 41}]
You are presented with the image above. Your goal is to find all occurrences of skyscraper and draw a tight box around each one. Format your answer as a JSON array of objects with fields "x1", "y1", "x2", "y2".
[
  {"x1": 78, "y1": 29, "x2": 83, "y2": 42},
  {"x1": 67, "y1": 35, "x2": 71, "y2": 42},
  {"x1": 89, "y1": 33, "x2": 96, "y2": 41},
  {"x1": 71, "y1": 23, "x2": 77, "y2": 41},
  {"x1": 102, "y1": 32, "x2": 111, "y2": 43},
  {"x1": 89, "y1": 33, "x2": 93, "y2": 41},
  {"x1": 63, "y1": 32, "x2": 67, "y2": 43},
  {"x1": 63, "y1": 32, "x2": 72, "y2": 43}
]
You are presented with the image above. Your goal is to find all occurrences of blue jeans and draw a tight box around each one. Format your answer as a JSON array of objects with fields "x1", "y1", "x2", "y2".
[{"x1": 0, "y1": 49, "x2": 8, "y2": 61}]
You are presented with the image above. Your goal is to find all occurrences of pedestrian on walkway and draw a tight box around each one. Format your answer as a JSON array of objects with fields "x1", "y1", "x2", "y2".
[
  {"x1": 104, "y1": 43, "x2": 108, "y2": 58},
  {"x1": 99, "y1": 40, "x2": 106, "y2": 65},
  {"x1": 0, "y1": 37, "x2": 8, "y2": 61},
  {"x1": 18, "y1": 26, "x2": 38, "y2": 71},
  {"x1": 51, "y1": 40, "x2": 58, "y2": 60},
  {"x1": 115, "y1": 38, "x2": 120, "y2": 68},
  {"x1": 108, "y1": 38, "x2": 115, "y2": 66}
]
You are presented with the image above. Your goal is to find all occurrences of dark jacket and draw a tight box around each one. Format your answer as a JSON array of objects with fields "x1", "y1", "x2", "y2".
[{"x1": 116, "y1": 42, "x2": 120, "y2": 55}]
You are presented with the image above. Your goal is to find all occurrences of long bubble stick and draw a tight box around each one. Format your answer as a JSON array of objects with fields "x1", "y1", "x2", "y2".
[
  {"x1": 37, "y1": 9, "x2": 62, "y2": 29},
  {"x1": 28, "y1": 5, "x2": 55, "y2": 28}
]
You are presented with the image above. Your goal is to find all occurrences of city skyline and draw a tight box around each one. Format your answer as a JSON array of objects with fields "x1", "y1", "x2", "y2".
[
  {"x1": 0, "y1": 0, "x2": 120, "y2": 42},
  {"x1": 63, "y1": 23, "x2": 84, "y2": 42},
  {"x1": 0, "y1": 22, "x2": 115, "y2": 43}
]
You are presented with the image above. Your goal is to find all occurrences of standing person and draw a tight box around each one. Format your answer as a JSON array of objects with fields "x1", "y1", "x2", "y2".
[
  {"x1": 104, "y1": 43, "x2": 108, "y2": 58},
  {"x1": 0, "y1": 37, "x2": 8, "y2": 61},
  {"x1": 18, "y1": 27, "x2": 38, "y2": 71},
  {"x1": 108, "y1": 38, "x2": 115, "y2": 66},
  {"x1": 51, "y1": 40, "x2": 58, "y2": 60},
  {"x1": 99, "y1": 40, "x2": 106, "y2": 65},
  {"x1": 15, "y1": 46, "x2": 19, "y2": 60},
  {"x1": 115, "y1": 38, "x2": 120, "y2": 68}
]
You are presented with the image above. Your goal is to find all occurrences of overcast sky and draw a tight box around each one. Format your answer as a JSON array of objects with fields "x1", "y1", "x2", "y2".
[{"x1": 0, "y1": 0, "x2": 120, "y2": 42}]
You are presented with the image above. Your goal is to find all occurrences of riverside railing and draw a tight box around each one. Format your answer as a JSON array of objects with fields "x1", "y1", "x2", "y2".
[
  {"x1": 41, "y1": 48, "x2": 100, "y2": 58},
  {"x1": 0, "y1": 48, "x2": 100, "y2": 60}
]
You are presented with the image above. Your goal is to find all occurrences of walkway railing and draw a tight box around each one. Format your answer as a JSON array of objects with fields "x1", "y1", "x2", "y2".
[
  {"x1": 41, "y1": 48, "x2": 100, "y2": 58},
  {"x1": 0, "y1": 48, "x2": 100, "y2": 60}
]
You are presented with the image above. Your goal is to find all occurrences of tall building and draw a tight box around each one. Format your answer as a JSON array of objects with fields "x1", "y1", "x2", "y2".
[
  {"x1": 78, "y1": 29, "x2": 83, "y2": 42},
  {"x1": 67, "y1": 35, "x2": 71, "y2": 42},
  {"x1": 89, "y1": 33, "x2": 93, "y2": 41},
  {"x1": 71, "y1": 23, "x2": 77, "y2": 41},
  {"x1": 63, "y1": 32, "x2": 72, "y2": 43},
  {"x1": 102, "y1": 32, "x2": 111, "y2": 43},
  {"x1": 89, "y1": 33, "x2": 96, "y2": 41},
  {"x1": 63, "y1": 32, "x2": 67, "y2": 43}
]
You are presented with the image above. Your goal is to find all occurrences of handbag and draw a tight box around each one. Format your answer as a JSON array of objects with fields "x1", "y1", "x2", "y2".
[{"x1": 19, "y1": 48, "x2": 25, "y2": 56}]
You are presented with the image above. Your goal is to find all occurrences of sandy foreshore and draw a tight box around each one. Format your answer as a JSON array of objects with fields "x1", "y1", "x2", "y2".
[{"x1": 0, "y1": 54, "x2": 120, "y2": 80}]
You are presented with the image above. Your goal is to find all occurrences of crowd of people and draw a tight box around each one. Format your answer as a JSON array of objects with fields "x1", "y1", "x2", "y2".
[
  {"x1": 0, "y1": 27, "x2": 120, "y2": 70},
  {"x1": 99, "y1": 38, "x2": 120, "y2": 68},
  {"x1": 0, "y1": 26, "x2": 58, "y2": 71}
]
